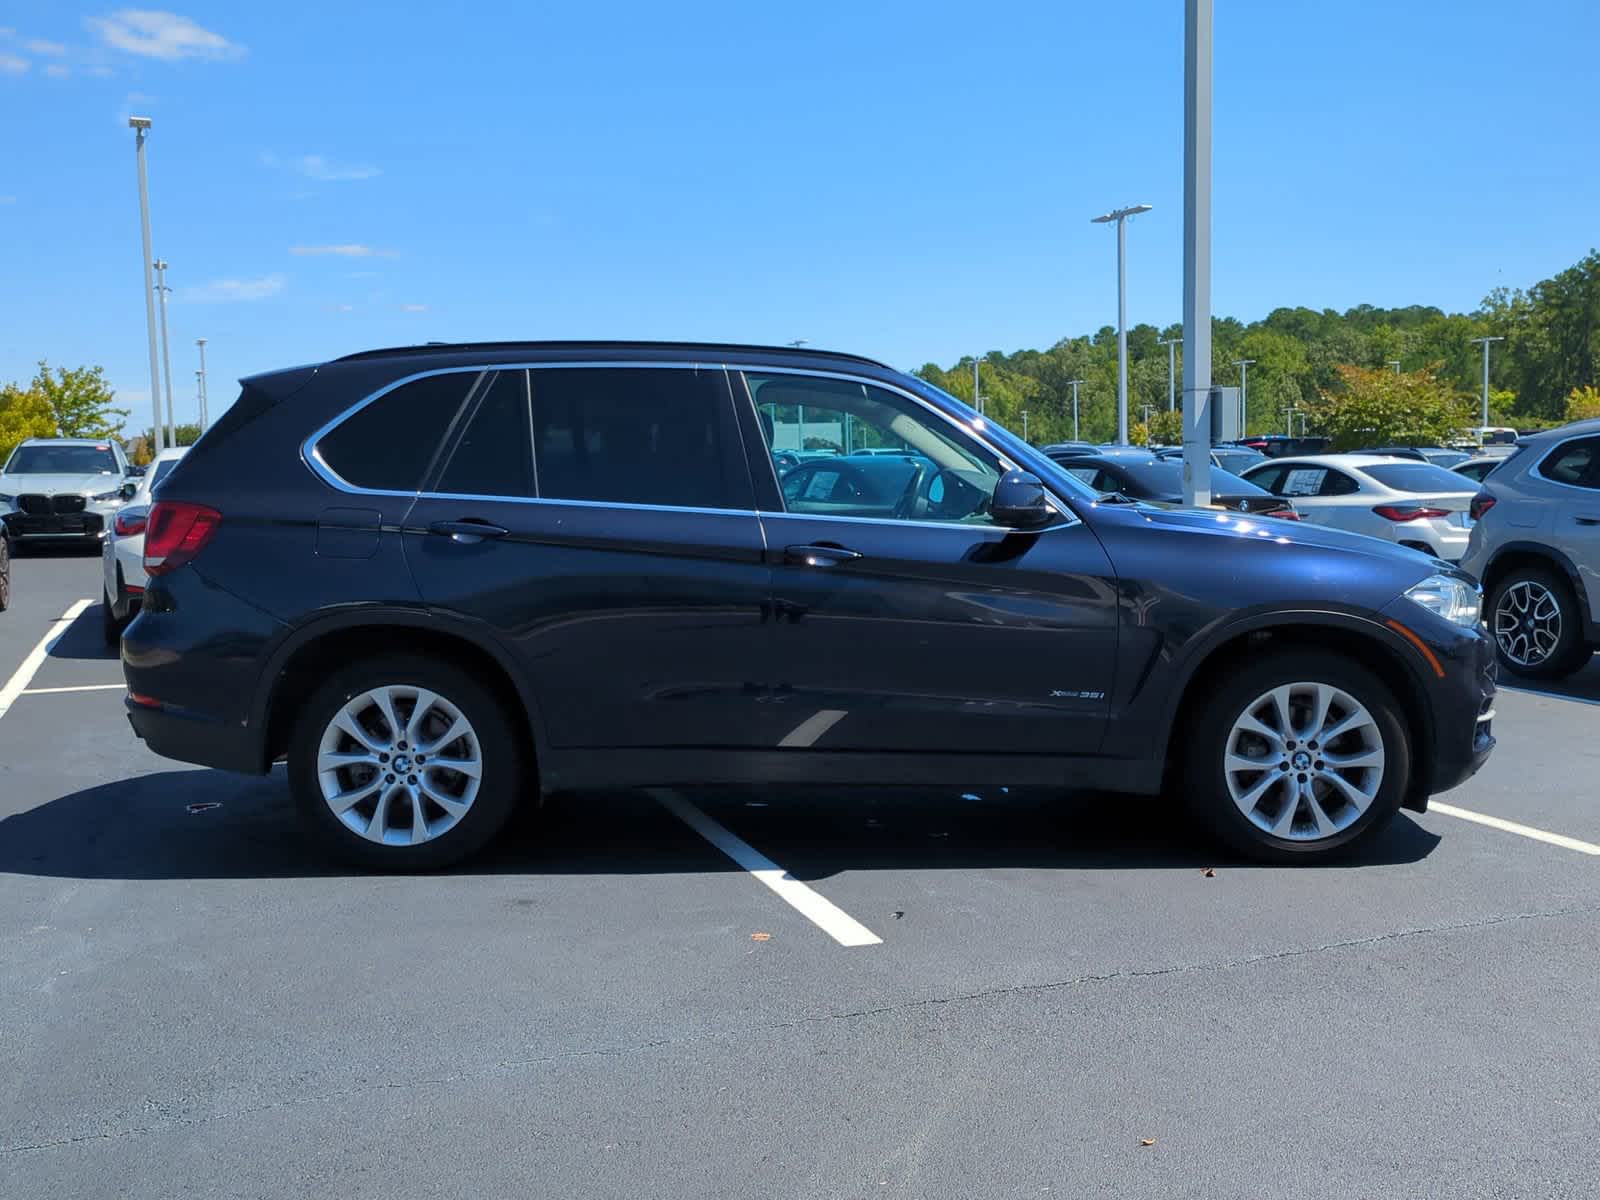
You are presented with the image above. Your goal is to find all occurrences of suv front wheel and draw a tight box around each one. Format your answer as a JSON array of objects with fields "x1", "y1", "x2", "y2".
[
  {"x1": 288, "y1": 653, "x2": 526, "y2": 870},
  {"x1": 1185, "y1": 652, "x2": 1410, "y2": 862},
  {"x1": 1487, "y1": 566, "x2": 1590, "y2": 679}
]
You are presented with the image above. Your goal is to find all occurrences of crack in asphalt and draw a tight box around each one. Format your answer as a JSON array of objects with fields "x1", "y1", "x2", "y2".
[{"x1": 6, "y1": 899, "x2": 1598, "y2": 1157}]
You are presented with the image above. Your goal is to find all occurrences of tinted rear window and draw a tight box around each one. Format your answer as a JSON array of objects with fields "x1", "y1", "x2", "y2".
[
  {"x1": 319, "y1": 372, "x2": 474, "y2": 491},
  {"x1": 1538, "y1": 437, "x2": 1600, "y2": 487},
  {"x1": 1359, "y1": 463, "x2": 1477, "y2": 493},
  {"x1": 530, "y1": 367, "x2": 745, "y2": 509}
]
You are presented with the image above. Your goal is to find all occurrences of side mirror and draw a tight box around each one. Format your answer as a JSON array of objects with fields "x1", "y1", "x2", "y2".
[
  {"x1": 120, "y1": 482, "x2": 138, "y2": 500},
  {"x1": 991, "y1": 470, "x2": 1056, "y2": 529}
]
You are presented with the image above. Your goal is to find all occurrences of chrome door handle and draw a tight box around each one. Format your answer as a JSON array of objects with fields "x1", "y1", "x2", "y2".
[
  {"x1": 428, "y1": 519, "x2": 509, "y2": 544},
  {"x1": 784, "y1": 543, "x2": 863, "y2": 568}
]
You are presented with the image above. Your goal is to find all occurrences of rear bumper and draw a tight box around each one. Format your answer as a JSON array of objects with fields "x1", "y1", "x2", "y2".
[{"x1": 126, "y1": 699, "x2": 266, "y2": 773}]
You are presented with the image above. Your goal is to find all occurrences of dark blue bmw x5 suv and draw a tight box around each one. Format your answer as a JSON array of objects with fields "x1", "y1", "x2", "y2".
[{"x1": 122, "y1": 342, "x2": 1496, "y2": 868}]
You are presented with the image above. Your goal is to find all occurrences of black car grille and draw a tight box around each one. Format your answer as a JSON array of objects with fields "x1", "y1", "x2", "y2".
[{"x1": 17, "y1": 493, "x2": 87, "y2": 515}]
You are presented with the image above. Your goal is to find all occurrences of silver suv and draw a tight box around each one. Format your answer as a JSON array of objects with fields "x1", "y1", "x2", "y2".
[{"x1": 1459, "y1": 419, "x2": 1600, "y2": 679}]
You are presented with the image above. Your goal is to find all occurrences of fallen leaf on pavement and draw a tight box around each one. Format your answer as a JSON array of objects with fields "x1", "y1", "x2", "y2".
[
  {"x1": 750, "y1": 932, "x2": 771, "y2": 941},
  {"x1": 1139, "y1": 1138, "x2": 1157, "y2": 1147}
]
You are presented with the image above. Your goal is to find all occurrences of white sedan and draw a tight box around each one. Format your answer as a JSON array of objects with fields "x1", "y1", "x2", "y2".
[
  {"x1": 1241, "y1": 453, "x2": 1480, "y2": 561},
  {"x1": 102, "y1": 447, "x2": 188, "y2": 645}
]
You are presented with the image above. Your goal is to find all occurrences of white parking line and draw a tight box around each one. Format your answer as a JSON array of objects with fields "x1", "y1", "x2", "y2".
[
  {"x1": 652, "y1": 789, "x2": 883, "y2": 948},
  {"x1": 1431, "y1": 801, "x2": 1600, "y2": 857},
  {"x1": 19, "y1": 683, "x2": 127, "y2": 696},
  {"x1": 0, "y1": 598, "x2": 94, "y2": 723},
  {"x1": 1497, "y1": 684, "x2": 1600, "y2": 709}
]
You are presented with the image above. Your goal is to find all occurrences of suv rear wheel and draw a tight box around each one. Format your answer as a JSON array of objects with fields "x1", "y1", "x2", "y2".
[
  {"x1": 288, "y1": 653, "x2": 526, "y2": 870},
  {"x1": 1488, "y1": 566, "x2": 1590, "y2": 679},
  {"x1": 1185, "y1": 652, "x2": 1410, "y2": 862}
]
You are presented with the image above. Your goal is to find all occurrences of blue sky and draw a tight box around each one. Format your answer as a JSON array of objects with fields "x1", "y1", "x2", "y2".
[{"x1": 1, "y1": 2, "x2": 1596, "y2": 430}]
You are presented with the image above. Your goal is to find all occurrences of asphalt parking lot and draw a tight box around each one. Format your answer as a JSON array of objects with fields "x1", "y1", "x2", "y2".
[{"x1": 3, "y1": 550, "x2": 1599, "y2": 1199}]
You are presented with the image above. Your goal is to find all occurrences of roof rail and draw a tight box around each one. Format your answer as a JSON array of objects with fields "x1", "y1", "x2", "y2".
[{"x1": 332, "y1": 340, "x2": 893, "y2": 370}]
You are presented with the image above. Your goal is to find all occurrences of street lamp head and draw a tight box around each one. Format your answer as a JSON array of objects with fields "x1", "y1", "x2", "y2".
[
  {"x1": 1091, "y1": 203, "x2": 1154, "y2": 224},
  {"x1": 128, "y1": 116, "x2": 152, "y2": 130}
]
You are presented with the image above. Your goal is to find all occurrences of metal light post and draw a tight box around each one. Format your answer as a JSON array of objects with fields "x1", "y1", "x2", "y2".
[
  {"x1": 1066, "y1": 379, "x2": 1085, "y2": 441},
  {"x1": 195, "y1": 337, "x2": 209, "y2": 429},
  {"x1": 786, "y1": 340, "x2": 808, "y2": 448},
  {"x1": 1233, "y1": 359, "x2": 1255, "y2": 434},
  {"x1": 1180, "y1": 0, "x2": 1213, "y2": 506},
  {"x1": 1468, "y1": 336, "x2": 1504, "y2": 428},
  {"x1": 1092, "y1": 203, "x2": 1154, "y2": 444},
  {"x1": 154, "y1": 259, "x2": 176, "y2": 448},
  {"x1": 1021, "y1": 409, "x2": 1029, "y2": 442},
  {"x1": 129, "y1": 117, "x2": 164, "y2": 454},
  {"x1": 972, "y1": 356, "x2": 983, "y2": 416},
  {"x1": 1157, "y1": 336, "x2": 1179, "y2": 410}
]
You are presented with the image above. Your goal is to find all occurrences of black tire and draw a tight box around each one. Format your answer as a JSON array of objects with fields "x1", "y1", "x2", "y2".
[
  {"x1": 1487, "y1": 566, "x2": 1591, "y2": 680},
  {"x1": 287, "y1": 653, "x2": 527, "y2": 871},
  {"x1": 101, "y1": 586, "x2": 125, "y2": 647},
  {"x1": 0, "y1": 535, "x2": 10, "y2": 612},
  {"x1": 1184, "y1": 651, "x2": 1411, "y2": 864}
]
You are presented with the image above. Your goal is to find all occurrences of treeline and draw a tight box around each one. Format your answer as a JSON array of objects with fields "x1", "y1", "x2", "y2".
[{"x1": 916, "y1": 249, "x2": 1600, "y2": 446}]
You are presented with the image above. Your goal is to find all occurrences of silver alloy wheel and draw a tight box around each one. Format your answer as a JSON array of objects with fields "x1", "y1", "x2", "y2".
[
  {"x1": 316, "y1": 685, "x2": 482, "y2": 846},
  {"x1": 1492, "y1": 580, "x2": 1562, "y2": 667},
  {"x1": 1223, "y1": 681, "x2": 1386, "y2": 842}
]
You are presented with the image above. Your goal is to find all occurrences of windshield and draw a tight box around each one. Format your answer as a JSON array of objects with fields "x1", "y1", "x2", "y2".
[
  {"x1": 4, "y1": 443, "x2": 119, "y2": 475},
  {"x1": 1359, "y1": 463, "x2": 1477, "y2": 493}
]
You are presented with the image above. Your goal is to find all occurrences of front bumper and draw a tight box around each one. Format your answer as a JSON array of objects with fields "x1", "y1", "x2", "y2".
[
  {"x1": 1382, "y1": 601, "x2": 1498, "y2": 801},
  {"x1": 2, "y1": 509, "x2": 106, "y2": 540}
]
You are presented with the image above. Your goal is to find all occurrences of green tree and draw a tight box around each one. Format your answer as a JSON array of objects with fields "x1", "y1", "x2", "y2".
[
  {"x1": 31, "y1": 361, "x2": 129, "y2": 439},
  {"x1": 1568, "y1": 386, "x2": 1600, "y2": 423},
  {"x1": 1144, "y1": 409, "x2": 1183, "y2": 445},
  {"x1": 0, "y1": 383, "x2": 60, "y2": 464},
  {"x1": 132, "y1": 423, "x2": 203, "y2": 449},
  {"x1": 1307, "y1": 365, "x2": 1472, "y2": 450}
]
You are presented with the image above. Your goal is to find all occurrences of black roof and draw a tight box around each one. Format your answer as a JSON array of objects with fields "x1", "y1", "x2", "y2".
[{"x1": 332, "y1": 340, "x2": 893, "y2": 371}]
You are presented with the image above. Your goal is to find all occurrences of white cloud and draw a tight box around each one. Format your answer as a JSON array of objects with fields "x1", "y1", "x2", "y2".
[
  {"x1": 0, "y1": 53, "x2": 28, "y2": 73},
  {"x1": 262, "y1": 151, "x2": 381, "y2": 182},
  {"x1": 0, "y1": 195, "x2": 15, "y2": 204},
  {"x1": 25, "y1": 39, "x2": 66, "y2": 55},
  {"x1": 297, "y1": 154, "x2": 380, "y2": 182},
  {"x1": 0, "y1": 28, "x2": 14, "y2": 37},
  {"x1": 87, "y1": 10, "x2": 244, "y2": 61},
  {"x1": 87, "y1": 63, "x2": 113, "y2": 77},
  {"x1": 329, "y1": 303, "x2": 355, "y2": 313},
  {"x1": 44, "y1": 63, "x2": 68, "y2": 78},
  {"x1": 399, "y1": 304, "x2": 428, "y2": 313},
  {"x1": 181, "y1": 273, "x2": 285, "y2": 303},
  {"x1": 289, "y1": 244, "x2": 396, "y2": 258}
]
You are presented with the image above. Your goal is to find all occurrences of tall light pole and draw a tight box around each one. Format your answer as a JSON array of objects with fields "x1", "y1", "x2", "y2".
[
  {"x1": 1066, "y1": 379, "x2": 1085, "y2": 441},
  {"x1": 1092, "y1": 202, "x2": 1154, "y2": 444},
  {"x1": 129, "y1": 117, "x2": 164, "y2": 454},
  {"x1": 973, "y1": 356, "x2": 982, "y2": 416},
  {"x1": 1181, "y1": 0, "x2": 1213, "y2": 507},
  {"x1": 1468, "y1": 336, "x2": 1504, "y2": 428},
  {"x1": 154, "y1": 259, "x2": 176, "y2": 448},
  {"x1": 1233, "y1": 358, "x2": 1255, "y2": 435},
  {"x1": 1157, "y1": 335, "x2": 1179, "y2": 410},
  {"x1": 786, "y1": 340, "x2": 808, "y2": 448},
  {"x1": 1020, "y1": 409, "x2": 1029, "y2": 442},
  {"x1": 195, "y1": 337, "x2": 209, "y2": 428}
]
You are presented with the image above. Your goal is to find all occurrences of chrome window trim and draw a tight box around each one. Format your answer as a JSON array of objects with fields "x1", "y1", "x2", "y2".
[
  {"x1": 302, "y1": 358, "x2": 1078, "y2": 527},
  {"x1": 1530, "y1": 435, "x2": 1600, "y2": 494},
  {"x1": 757, "y1": 509, "x2": 1064, "y2": 536}
]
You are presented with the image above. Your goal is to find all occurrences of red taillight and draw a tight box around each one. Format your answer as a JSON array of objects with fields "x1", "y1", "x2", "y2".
[
  {"x1": 113, "y1": 509, "x2": 147, "y2": 537},
  {"x1": 1264, "y1": 507, "x2": 1301, "y2": 521},
  {"x1": 128, "y1": 691, "x2": 163, "y2": 708},
  {"x1": 143, "y1": 501, "x2": 221, "y2": 575},
  {"x1": 1469, "y1": 491, "x2": 1497, "y2": 521},
  {"x1": 1372, "y1": 504, "x2": 1450, "y2": 522}
]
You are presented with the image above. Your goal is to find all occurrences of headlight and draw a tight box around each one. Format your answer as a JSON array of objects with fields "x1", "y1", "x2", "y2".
[{"x1": 1404, "y1": 573, "x2": 1481, "y2": 629}]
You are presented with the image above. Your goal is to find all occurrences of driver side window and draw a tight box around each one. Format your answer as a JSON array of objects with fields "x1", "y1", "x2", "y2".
[{"x1": 744, "y1": 372, "x2": 1006, "y2": 526}]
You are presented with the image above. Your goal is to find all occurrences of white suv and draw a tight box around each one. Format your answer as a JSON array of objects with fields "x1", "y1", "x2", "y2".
[
  {"x1": 1459, "y1": 419, "x2": 1600, "y2": 678},
  {"x1": 0, "y1": 437, "x2": 136, "y2": 547}
]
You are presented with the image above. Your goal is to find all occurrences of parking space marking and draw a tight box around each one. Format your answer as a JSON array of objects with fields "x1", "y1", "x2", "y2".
[
  {"x1": 651, "y1": 789, "x2": 883, "y2": 947},
  {"x1": 1432, "y1": 801, "x2": 1600, "y2": 856},
  {"x1": 20, "y1": 683, "x2": 127, "y2": 696},
  {"x1": 1497, "y1": 684, "x2": 1600, "y2": 708},
  {"x1": 0, "y1": 598, "x2": 94, "y2": 723}
]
